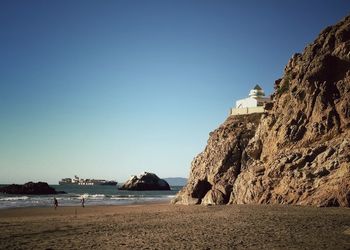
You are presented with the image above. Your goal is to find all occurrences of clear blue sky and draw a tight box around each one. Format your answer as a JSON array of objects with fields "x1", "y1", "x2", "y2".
[{"x1": 0, "y1": 1, "x2": 349, "y2": 184}]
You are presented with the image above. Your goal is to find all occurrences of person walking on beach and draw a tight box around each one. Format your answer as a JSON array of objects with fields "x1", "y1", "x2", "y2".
[
  {"x1": 81, "y1": 197, "x2": 85, "y2": 208},
  {"x1": 54, "y1": 197, "x2": 58, "y2": 210}
]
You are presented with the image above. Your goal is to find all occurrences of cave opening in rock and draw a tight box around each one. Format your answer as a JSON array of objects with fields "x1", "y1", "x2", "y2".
[{"x1": 192, "y1": 180, "x2": 212, "y2": 200}]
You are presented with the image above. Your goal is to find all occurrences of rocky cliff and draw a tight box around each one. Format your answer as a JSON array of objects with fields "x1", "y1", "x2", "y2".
[{"x1": 173, "y1": 15, "x2": 350, "y2": 207}]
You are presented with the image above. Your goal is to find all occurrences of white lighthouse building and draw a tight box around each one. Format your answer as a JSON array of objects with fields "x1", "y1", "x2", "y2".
[{"x1": 230, "y1": 84, "x2": 270, "y2": 116}]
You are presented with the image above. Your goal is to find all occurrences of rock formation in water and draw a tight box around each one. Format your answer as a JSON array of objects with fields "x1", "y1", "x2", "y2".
[
  {"x1": 119, "y1": 172, "x2": 171, "y2": 191},
  {"x1": 0, "y1": 182, "x2": 64, "y2": 195},
  {"x1": 173, "y1": 15, "x2": 350, "y2": 207}
]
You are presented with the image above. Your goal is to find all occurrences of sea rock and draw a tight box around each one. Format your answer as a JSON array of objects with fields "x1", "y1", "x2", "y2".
[
  {"x1": 0, "y1": 182, "x2": 64, "y2": 195},
  {"x1": 173, "y1": 15, "x2": 350, "y2": 207},
  {"x1": 119, "y1": 172, "x2": 171, "y2": 191}
]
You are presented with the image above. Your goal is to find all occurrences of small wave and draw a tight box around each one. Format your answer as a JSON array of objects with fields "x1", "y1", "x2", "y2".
[
  {"x1": 89, "y1": 194, "x2": 106, "y2": 199},
  {"x1": 91, "y1": 194, "x2": 106, "y2": 197},
  {"x1": 66, "y1": 193, "x2": 84, "y2": 197},
  {"x1": 78, "y1": 194, "x2": 106, "y2": 199},
  {"x1": 111, "y1": 195, "x2": 141, "y2": 198},
  {"x1": 0, "y1": 196, "x2": 29, "y2": 201},
  {"x1": 110, "y1": 195, "x2": 154, "y2": 200},
  {"x1": 110, "y1": 197, "x2": 133, "y2": 200}
]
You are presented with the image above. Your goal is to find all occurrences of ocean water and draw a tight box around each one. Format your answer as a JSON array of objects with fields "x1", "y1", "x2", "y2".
[{"x1": 0, "y1": 185, "x2": 182, "y2": 209}]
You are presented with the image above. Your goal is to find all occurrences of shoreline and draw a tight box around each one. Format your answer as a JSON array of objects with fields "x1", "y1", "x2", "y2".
[
  {"x1": 0, "y1": 199, "x2": 171, "y2": 217},
  {"x1": 0, "y1": 194, "x2": 175, "y2": 211},
  {"x1": 1, "y1": 202, "x2": 349, "y2": 218},
  {"x1": 1, "y1": 203, "x2": 349, "y2": 249}
]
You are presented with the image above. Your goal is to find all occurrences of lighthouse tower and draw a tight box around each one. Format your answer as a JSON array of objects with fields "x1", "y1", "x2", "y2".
[
  {"x1": 249, "y1": 84, "x2": 265, "y2": 99},
  {"x1": 230, "y1": 84, "x2": 270, "y2": 116}
]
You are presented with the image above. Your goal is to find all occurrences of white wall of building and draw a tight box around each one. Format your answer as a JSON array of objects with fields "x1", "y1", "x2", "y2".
[
  {"x1": 230, "y1": 106, "x2": 265, "y2": 115},
  {"x1": 236, "y1": 97, "x2": 258, "y2": 108}
]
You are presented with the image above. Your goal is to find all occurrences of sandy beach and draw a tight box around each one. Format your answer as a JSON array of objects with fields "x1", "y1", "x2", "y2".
[{"x1": 0, "y1": 203, "x2": 349, "y2": 249}]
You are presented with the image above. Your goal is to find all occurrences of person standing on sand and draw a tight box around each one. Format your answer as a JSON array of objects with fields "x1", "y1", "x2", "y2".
[
  {"x1": 81, "y1": 197, "x2": 85, "y2": 208},
  {"x1": 54, "y1": 197, "x2": 58, "y2": 209}
]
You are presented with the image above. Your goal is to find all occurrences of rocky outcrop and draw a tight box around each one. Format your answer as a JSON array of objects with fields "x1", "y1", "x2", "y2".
[
  {"x1": 0, "y1": 182, "x2": 64, "y2": 195},
  {"x1": 172, "y1": 114, "x2": 262, "y2": 205},
  {"x1": 173, "y1": 15, "x2": 350, "y2": 207},
  {"x1": 119, "y1": 172, "x2": 171, "y2": 191}
]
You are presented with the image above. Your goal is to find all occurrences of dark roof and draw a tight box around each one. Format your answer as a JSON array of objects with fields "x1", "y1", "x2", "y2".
[{"x1": 253, "y1": 84, "x2": 262, "y2": 90}]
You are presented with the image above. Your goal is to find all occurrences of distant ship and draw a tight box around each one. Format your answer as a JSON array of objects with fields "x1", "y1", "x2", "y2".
[{"x1": 59, "y1": 175, "x2": 118, "y2": 186}]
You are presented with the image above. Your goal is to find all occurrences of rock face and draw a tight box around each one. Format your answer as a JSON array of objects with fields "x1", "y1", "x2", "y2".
[
  {"x1": 119, "y1": 172, "x2": 171, "y2": 191},
  {"x1": 172, "y1": 114, "x2": 262, "y2": 205},
  {"x1": 173, "y1": 15, "x2": 350, "y2": 207},
  {"x1": 0, "y1": 182, "x2": 63, "y2": 195}
]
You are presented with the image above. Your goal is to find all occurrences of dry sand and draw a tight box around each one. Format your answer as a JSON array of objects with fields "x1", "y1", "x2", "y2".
[{"x1": 0, "y1": 203, "x2": 349, "y2": 249}]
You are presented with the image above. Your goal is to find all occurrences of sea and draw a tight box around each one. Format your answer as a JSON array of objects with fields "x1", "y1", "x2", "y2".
[{"x1": 0, "y1": 184, "x2": 182, "y2": 209}]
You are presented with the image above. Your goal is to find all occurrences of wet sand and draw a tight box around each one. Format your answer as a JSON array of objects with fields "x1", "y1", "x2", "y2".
[{"x1": 0, "y1": 203, "x2": 349, "y2": 249}]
